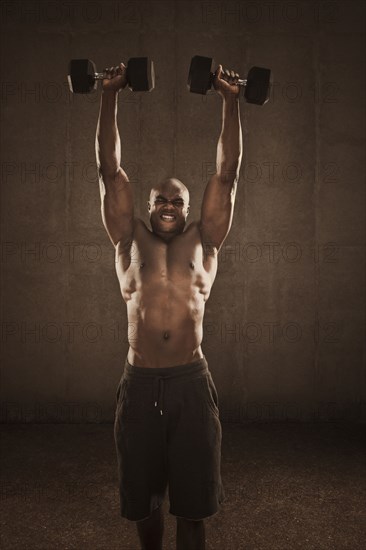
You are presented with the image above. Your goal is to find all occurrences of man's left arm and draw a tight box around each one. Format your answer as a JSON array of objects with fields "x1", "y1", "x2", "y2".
[{"x1": 200, "y1": 65, "x2": 243, "y2": 252}]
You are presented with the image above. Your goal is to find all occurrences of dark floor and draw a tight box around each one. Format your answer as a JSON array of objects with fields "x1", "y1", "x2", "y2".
[{"x1": 0, "y1": 422, "x2": 365, "y2": 550}]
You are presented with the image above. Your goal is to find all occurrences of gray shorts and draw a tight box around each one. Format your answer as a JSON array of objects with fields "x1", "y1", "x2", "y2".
[{"x1": 114, "y1": 355, "x2": 225, "y2": 521}]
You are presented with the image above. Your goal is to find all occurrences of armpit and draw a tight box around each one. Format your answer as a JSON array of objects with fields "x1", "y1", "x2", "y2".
[
  {"x1": 115, "y1": 238, "x2": 133, "y2": 269},
  {"x1": 197, "y1": 223, "x2": 218, "y2": 259},
  {"x1": 202, "y1": 241, "x2": 217, "y2": 258}
]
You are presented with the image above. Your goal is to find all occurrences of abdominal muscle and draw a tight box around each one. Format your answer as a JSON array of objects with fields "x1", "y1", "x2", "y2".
[{"x1": 125, "y1": 284, "x2": 206, "y2": 368}]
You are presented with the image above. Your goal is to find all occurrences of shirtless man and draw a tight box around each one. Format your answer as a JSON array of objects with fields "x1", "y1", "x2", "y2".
[{"x1": 96, "y1": 62, "x2": 242, "y2": 550}]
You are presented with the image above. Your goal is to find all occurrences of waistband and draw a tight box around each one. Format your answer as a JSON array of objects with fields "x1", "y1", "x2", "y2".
[
  {"x1": 123, "y1": 355, "x2": 209, "y2": 416},
  {"x1": 124, "y1": 355, "x2": 208, "y2": 379}
]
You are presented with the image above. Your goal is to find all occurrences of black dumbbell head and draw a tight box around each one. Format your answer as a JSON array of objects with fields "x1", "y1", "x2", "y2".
[
  {"x1": 127, "y1": 58, "x2": 155, "y2": 91},
  {"x1": 68, "y1": 59, "x2": 97, "y2": 94},
  {"x1": 244, "y1": 67, "x2": 271, "y2": 105},
  {"x1": 187, "y1": 56, "x2": 215, "y2": 94}
]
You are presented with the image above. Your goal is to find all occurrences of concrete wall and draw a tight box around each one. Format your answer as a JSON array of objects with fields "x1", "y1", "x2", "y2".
[{"x1": 1, "y1": 0, "x2": 365, "y2": 422}]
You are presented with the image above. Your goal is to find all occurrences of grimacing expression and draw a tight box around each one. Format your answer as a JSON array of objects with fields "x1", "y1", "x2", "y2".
[{"x1": 147, "y1": 180, "x2": 190, "y2": 236}]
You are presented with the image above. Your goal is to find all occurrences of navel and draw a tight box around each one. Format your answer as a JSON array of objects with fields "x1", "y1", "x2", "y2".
[{"x1": 163, "y1": 331, "x2": 170, "y2": 340}]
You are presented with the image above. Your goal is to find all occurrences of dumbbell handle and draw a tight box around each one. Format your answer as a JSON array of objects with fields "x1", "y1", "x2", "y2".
[{"x1": 95, "y1": 69, "x2": 246, "y2": 85}]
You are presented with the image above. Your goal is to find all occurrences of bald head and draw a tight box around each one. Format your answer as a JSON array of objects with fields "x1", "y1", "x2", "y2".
[
  {"x1": 147, "y1": 177, "x2": 190, "y2": 240},
  {"x1": 149, "y1": 178, "x2": 190, "y2": 205}
]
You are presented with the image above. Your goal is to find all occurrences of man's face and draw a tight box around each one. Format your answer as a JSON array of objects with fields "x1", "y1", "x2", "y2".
[{"x1": 148, "y1": 183, "x2": 190, "y2": 238}]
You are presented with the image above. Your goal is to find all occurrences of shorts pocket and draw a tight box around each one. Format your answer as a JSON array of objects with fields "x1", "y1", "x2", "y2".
[
  {"x1": 116, "y1": 377, "x2": 128, "y2": 408},
  {"x1": 201, "y1": 374, "x2": 219, "y2": 416}
]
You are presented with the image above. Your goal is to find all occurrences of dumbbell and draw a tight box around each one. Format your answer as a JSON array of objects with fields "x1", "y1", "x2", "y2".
[
  {"x1": 67, "y1": 57, "x2": 155, "y2": 93},
  {"x1": 187, "y1": 55, "x2": 271, "y2": 105}
]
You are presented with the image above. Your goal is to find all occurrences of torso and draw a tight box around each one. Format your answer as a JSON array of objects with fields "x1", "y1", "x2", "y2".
[{"x1": 115, "y1": 218, "x2": 218, "y2": 368}]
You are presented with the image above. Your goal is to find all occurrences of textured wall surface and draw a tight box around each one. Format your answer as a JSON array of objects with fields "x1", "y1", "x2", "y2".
[{"x1": 1, "y1": 0, "x2": 365, "y2": 422}]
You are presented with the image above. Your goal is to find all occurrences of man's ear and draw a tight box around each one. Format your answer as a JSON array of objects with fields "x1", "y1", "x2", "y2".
[{"x1": 147, "y1": 201, "x2": 151, "y2": 211}]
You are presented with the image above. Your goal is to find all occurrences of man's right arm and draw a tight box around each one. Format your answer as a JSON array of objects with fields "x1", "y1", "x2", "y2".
[{"x1": 95, "y1": 64, "x2": 134, "y2": 249}]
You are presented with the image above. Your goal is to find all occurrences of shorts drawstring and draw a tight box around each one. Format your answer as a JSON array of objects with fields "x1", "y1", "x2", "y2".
[
  {"x1": 123, "y1": 355, "x2": 209, "y2": 418},
  {"x1": 153, "y1": 377, "x2": 165, "y2": 415}
]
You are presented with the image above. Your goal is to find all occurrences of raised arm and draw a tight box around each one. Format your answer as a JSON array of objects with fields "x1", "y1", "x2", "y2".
[
  {"x1": 96, "y1": 63, "x2": 134, "y2": 249},
  {"x1": 200, "y1": 65, "x2": 243, "y2": 252}
]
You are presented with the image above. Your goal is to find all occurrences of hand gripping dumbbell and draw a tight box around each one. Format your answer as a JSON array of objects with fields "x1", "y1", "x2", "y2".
[
  {"x1": 67, "y1": 57, "x2": 155, "y2": 93},
  {"x1": 187, "y1": 55, "x2": 271, "y2": 105}
]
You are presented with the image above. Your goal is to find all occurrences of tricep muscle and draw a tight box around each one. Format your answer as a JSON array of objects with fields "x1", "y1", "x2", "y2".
[
  {"x1": 100, "y1": 168, "x2": 134, "y2": 248},
  {"x1": 200, "y1": 174, "x2": 237, "y2": 252}
]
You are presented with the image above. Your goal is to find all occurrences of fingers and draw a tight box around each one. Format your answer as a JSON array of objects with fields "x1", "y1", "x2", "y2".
[
  {"x1": 221, "y1": 67, "x2": 239, "y2": 85},
  {"x1": 117, "y1": 62, "x2": 126, "y2": 75},
  {"x1": 103, "y1": 65, "x2": 125, "y2": 79},
  {"x1": 103, "y1": 67, "x2": 113, "y2": 79},
  {"x1": 215, "y1": 64, "x2": 223, "y2": 79}
]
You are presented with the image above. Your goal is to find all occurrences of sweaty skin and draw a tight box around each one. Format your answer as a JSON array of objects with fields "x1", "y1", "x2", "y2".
[
  {"x1": 118, "y1": 181, "x2": 217, "y2": 368},
  {"x1": 96, "y1": 63, "x2": 242, "y2": 368}
]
